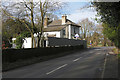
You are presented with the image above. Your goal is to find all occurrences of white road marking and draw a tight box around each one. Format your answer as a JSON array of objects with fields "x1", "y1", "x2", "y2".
[
  {"x1": 46, "y1": 64, "x2": 68, "y2": 75},
  {"x1": 101, "y1": 54, "x2": 107, "y2": 78},
  {"x1": 73, "y1": 57, "x2": 82, "y2": 62}
]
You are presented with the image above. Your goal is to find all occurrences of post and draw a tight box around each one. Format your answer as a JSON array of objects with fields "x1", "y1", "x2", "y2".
[
  {"x1": 69, "y1": 25, "x2": 71, "y2": 39},
  {"x1": 45, "y1": 34, "x2": 49, "y2": 47},
  {"x1": 46, "y1": 40, "x2": 49, "y2": 47}
]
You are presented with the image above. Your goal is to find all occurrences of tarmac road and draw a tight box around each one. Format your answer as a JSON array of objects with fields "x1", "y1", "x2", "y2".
[{"x1": 3, "y1": 47, "x2": 111, "y2": 78}]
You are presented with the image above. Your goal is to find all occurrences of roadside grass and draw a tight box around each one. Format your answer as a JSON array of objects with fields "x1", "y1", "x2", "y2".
[
  {"x1": 112, "y1": 48, "x2": 120, "y2": 54},
  {"x1": 112, "y1": 48, "x2": 120, "y2": 59},
  {"x1": 117, "y1": 49, "x2": 120, "y2": 59},
  {"x1": 118, "y1": 54, "x2": 120, "y2": 59},
  {"x1": 87, "y1": 43, "x2": 103, "y2": 48},
  {"x1": 115, "y1": 48, "x2": 120, "y2": 68}
]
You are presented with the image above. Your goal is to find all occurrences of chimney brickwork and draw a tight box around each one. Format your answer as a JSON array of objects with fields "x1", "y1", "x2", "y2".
[{"x1": 62, "y1": 15, "x2": 67, "y2": 25}]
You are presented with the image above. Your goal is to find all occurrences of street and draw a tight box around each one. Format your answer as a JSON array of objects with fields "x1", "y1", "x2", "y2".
[{"x1": 3, "y1": 47, "x2": 111, "y2": 78}]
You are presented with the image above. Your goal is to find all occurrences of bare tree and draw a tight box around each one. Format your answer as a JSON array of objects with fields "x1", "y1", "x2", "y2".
[
  {"x1": 78, "y1": 18, "x2": 94, "y2": 39},
  {"x1": 35, "y1": 0, "x2": 64, "y2": 47},
  {"x1": 2, "y1": 0, "x2": 65, "y2": 48},
  {"x1": 2, "y1": 0, "x2": 37, "y2": 48}
]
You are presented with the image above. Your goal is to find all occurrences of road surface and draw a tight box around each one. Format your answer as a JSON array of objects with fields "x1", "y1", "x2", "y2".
[{"x1": 3, "y1": 47, "x2": 111, "y2": 78}]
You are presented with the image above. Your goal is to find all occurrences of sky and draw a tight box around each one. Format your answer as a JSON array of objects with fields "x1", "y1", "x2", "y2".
[
  {"x1": 2, "y1": 0, "x2": 99, "y2": 24},
  {"x1": 57, "y1": 2, "x2": 98, "y2": 24}
]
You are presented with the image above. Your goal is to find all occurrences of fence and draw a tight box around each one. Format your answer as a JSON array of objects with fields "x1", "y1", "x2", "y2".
[
  {"x1": 12, "y1": 37, "x2": 87, "y2": 48},
  {"x1": 45, "y1": 37, "x2": 87, "y2": 48}
]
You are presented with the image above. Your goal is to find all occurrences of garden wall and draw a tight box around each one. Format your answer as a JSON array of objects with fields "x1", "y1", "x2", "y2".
[{"x1": 2, "y1": 45, "x2": 84, "y2": 63}]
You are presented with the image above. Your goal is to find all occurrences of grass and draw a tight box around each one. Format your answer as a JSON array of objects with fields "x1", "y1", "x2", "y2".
[
  {"x1": 87, "y1": 43, "x2": 103, "y2": 48},
  {"x1": 112, "y1": 48, "x2": 120, "y2": 54},
  {"x1": 118, "y1": 54, "x2": 120, "y2": 59}
]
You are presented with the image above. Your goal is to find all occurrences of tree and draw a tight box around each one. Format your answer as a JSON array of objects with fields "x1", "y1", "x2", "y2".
[
  {"x1": 15, "y1": 31, "x2": 31, "y2": 49},
  {"x1": 92, "y1": 2, "x2": 120, "y2": 27},
  {"x1": 90, "y1": 32, "x2": 100, "y2": 46},
  {"x1": 78, "y1": 18, "x2": 94, "y2": 39},
  {"x1": 92, "y1": 2, "x2": 120, "y2": 48},
  {"x1": 102, "y1": 23, "x2": 119, "y2": 47},
  {"x1": 2, "y1": 0, "x2": 64, "y2": 48},
  {"x1": 35, "y1": 0, "x2": 64, "y2": 47},
  {"x1": 2, "y1": 1, "x2": 37, "y2": 48},
  {"x1": 2, "y1": 18, "x2": 28, "y2": 47}
]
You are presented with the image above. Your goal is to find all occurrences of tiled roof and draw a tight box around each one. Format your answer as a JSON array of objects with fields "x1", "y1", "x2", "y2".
[
  {"x1": 48, "y1": 19, "x2": 81, "y2": 27},
  {"x1": 44, "y1": 19, "x2": 81, "y2": 32},
  {"x1": 43, "y1": 25, "x2": 65, "y2": 32},
  {"x1": 66, "y1": 19, "x2": 81, "y2": 27},
  {"x1": 48, "y1": 20, "x2": 62, "y2": 26}
]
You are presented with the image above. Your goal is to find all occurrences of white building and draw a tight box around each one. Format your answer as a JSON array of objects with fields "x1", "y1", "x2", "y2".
[
  {"x1": 43, "y1": 15, "x2": 81, "y2": 39},
  {"x1": 12, "y1": 15, "x2": 82, "y2": 48}
]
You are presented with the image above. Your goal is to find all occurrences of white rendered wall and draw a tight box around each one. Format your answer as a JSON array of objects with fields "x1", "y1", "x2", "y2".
[
  {"x1": 12, "y1": 38, "x2": 16, "y2": 48},
  {"x1": 44, "y1": 31, "x2": 61, "y2": 38},
  {"x1": 12, "y1": 37, "x2": 32, "y2": 48},
  {"x1": 23, "y1": 37, "x2": 32, "y2": 48}
]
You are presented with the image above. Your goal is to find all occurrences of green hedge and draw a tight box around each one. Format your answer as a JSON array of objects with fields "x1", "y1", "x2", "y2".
[{"x1": 2, "y1": 45, "x2": 83, "y2": 63}]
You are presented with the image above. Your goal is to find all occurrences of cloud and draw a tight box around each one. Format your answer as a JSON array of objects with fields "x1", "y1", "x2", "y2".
[{"x1": 67, "y1": 7, "x2": 98, "y2": 23}]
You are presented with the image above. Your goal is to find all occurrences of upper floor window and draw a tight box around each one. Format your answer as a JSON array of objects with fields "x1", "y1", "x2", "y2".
[
  {"x1": 63, "y1": 29, "x2": 65, "y2": 35},
  {"x1": 74, "y1": 27, "x2": 76, "y2": 33}
]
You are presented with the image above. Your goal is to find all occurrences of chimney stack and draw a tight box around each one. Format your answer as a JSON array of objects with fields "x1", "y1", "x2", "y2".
[
  {"x1": 62, "y1": 14, "x2": 67, "y2": 25},
  {"x1": 44, "y1": 16, "x2": 48, "y2": 28}
]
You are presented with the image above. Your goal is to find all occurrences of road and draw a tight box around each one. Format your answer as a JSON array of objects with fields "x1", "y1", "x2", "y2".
[{"x1": 3, "y1": 47, "x2": 111, "y2": 78}]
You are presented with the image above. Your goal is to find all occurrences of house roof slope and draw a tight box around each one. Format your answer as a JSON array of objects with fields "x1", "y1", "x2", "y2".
[
  {"x1": 48, "y1": 19, "x2": 81, "y2": 27},
  {"x1": 43, "y1": 25, "x2": 65, "y2": 32}
]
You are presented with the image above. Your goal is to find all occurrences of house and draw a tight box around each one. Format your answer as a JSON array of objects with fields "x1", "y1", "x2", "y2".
[
  {"x1": 43, "y1": 15, "x2": 81, "y2": 39},
  {"x1": 12, "y1": 15, "x2": 85, "y2": 48}
]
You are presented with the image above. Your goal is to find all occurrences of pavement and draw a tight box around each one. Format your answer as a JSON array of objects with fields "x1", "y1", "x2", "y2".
[
  {"x1": 103, "y1": 48, "x2": 118, "y2": 78},
  {"x1": 2, "y1": 47, "x2": 118, "y2": 79}
]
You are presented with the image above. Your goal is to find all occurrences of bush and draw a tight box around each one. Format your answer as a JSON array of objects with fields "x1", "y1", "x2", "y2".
[
  {"x1": 15, "y1": 32, "x2": 31, "y2": 49},
  {"x1": 103, "y1": 23, "x2": 120, "y2": 48},
  {"x1": 2, "y1": 41, "x2": 8, "y2": 49}
]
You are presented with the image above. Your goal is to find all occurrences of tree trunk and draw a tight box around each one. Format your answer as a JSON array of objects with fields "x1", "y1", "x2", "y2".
[
  {"x1": 37, "y1": 32, "x2": 43, "y2": 47},
  {"x1": 31, "y1": 33, "x2": 36, "y2": 48},
  {"x1": 37, "y1": 36, "x2": 40, "y2": 47},
  {"x1": 31, "y1": 35, "x2": 33, "y2": 48},
  {"x1": 40, "y1": 33, "x2": 43, "y2": 47},
  {"x1": 33, "y1": 37, "x2": 36, "y2": 48}
]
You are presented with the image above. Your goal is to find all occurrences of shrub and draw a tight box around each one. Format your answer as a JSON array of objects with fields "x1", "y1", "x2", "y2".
[
  {"x1": 15, "y1": 32, "x2": 31, "y2": 49},
  {"x1": 2, "y1": 41, "x2": 8, "y2": 49}
]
